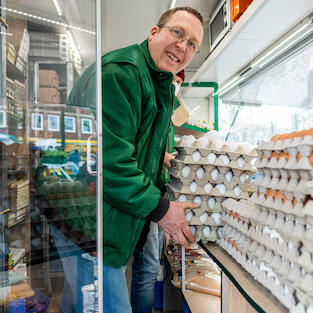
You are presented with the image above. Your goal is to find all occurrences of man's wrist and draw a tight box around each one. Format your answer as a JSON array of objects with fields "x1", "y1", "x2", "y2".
[{"x1": 146, "y1": 197, "x2": 170, "y2": 222}]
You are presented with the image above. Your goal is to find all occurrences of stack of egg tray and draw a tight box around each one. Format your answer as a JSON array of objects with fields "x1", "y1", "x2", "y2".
[
  {"x1": 166, "y1": 136, "x2": 257, "y2": 243},
  {"x1": 218, "y1": 132, "x2": 313, "y2": 313}
]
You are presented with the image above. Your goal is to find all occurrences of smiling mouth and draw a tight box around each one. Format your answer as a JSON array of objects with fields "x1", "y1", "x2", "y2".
[{"x1": 166, "y1": 52, "x2": 179, "y2": 62}]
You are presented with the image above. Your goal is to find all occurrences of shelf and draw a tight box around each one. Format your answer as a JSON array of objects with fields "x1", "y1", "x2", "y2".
[
  {"x1": 191, "y1": 0, "x2": 313, "y2": 87},
  {"x1": 199, "y1": 242, "x2": 288, "y2": 313},
  {"x1": 7, "y1": 60, "x2": 26, "y2": 83},
  {"x1": 174, "y1": 123, "x2": 209, "y2": 139},
  {"x1": 182, "y1": 290, "x2": 220, "y2": 313}
]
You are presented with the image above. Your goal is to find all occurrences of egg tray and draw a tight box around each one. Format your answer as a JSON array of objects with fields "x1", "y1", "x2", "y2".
[
  {"x1": 257, "y1": 168, "x2": 313, "y2": 181},
  {"x1": 253, "y1": 175, "x2": 311, "y2": 196},
  {"x1": 255, "y1": 155, "x2": 313, "y2": 171},
  {"x1": 185, "y1": 208, "x2": 223, "y2": 226},
  {"x1": 166, "y1": 181, "x2": 249, "y2": 199},
  {"x1": 175, "y1": 153, "x2": 256, "y2": 173},
  {"x1": 193, "y1": 225, "x2": 221, "y2": 243},
  {"x1": 175, "y1": 138, "x2": 257, "y2": 159},
  {"x1": 257, "y1": 136, "x2": 313, "y2": 154},
  {"x1": 307, "y1": 181, "x2": 313, "y2": 198},
  {"x1": 221, "y1": 198, "x2": 257, "y2": 219},
  {"x1": 164, "y1": 189, "x2": 224, "y2": 212},
  {"x1": 295, "y1": 287, "x2": 313, "y2": 309}
]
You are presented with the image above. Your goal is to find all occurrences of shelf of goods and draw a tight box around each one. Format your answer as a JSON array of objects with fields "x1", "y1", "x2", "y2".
[{"x1": 210, "y1": 129, "x2": 313, "y2": 313}]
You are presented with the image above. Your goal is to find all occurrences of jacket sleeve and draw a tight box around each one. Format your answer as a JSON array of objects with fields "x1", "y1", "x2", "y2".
[{"x1": 102, "y1": 62, "x2": 162, "y2": 218}]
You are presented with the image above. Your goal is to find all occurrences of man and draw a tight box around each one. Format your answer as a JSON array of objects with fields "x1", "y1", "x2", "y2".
[
  {"x1": 67, "y1": 6, "x2": 204, "y2": 312},
  {"x1": 131, "y1": 70, "x2": 186, "y2": 313}
]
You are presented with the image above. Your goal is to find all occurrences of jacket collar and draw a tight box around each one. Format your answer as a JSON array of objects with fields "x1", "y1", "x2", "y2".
[{"x1": 140, "y1": 40, "x2": 173, "y2": 83}]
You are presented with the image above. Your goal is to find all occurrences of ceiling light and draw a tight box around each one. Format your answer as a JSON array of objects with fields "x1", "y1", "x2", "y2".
[
  {"x1": 67, "y1": 29, "x2": 81, "y2": 59},
  {"x1": 52, "y1": 0, "x2": 63, "y2": 16},
  {"x1": 170, "y1": 0, "x2": 177, "y2": 9},
  {"x1": 218, "y1": 76, "x2": 246, "y2": 97},
  {"x1": 0, "y1": 6, "x2": 95, "y2": 35},
  {"x1": 251, "y1": 20, "x2": 312, "y2": 68}
]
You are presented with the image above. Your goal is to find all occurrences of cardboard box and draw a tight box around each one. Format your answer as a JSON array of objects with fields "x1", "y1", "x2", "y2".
[
  {"x1": 39, "y1": 69, "x2": 59, "y2": 88},
  {"x1": 171, "y1": 97, "x2": 190, "y2": 127},
  {"x1": 39, "y1": 87, "x2": 60, "y2": 104}
]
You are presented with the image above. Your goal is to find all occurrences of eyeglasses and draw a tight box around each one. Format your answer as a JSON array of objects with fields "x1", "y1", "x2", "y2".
[{"x1": 159, "y1": 25, "x2": 200, "y2": 54}]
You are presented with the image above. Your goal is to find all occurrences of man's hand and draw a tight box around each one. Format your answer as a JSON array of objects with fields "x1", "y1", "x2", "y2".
[
  {"x1": 157, "y1": 201, "x2": 198, "y2": 249},
  {"x1": 164, "y1": 152, "x2": 175, "y2": 169}
]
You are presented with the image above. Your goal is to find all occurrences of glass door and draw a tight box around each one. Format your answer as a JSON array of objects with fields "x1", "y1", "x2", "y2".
[{"x1": 0, "y1": 0, "x2": 100, "y2": 312}]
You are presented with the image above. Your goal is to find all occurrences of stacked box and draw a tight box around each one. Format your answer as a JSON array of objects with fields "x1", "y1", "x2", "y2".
[
  {"x1": 39, "y1": 69, "x2": 59, "y2": 89},
  {"x1": 7, "y1": 43, "x2": 16, "y2": 65},
  {"x1": 217, "y1": 128, "x2": 313, "y2": 312},
  {"x1": 39, "y1": 87, "x2": 60, "y2": 104},
  {"x1": 166, "y1": 131, "x2": 256, "y2": 243}
]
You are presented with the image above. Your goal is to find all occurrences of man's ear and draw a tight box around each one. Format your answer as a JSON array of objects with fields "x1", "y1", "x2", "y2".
[{"x1": 148, "y1": 26, "x2": 159, "y2": 41}]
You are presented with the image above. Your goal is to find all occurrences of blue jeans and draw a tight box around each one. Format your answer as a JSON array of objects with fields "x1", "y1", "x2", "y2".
[
  {"x1": 131, "y1": 222, "x2": 164, "y2": 313},
  {"x1": 50, "y1": 225, "x2": 132, "y2": 313}
]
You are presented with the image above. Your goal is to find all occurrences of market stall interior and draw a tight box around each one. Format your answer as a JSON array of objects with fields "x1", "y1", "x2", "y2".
[{"x1": 0, "y1": 0, "x2": 313, "y2": 312}]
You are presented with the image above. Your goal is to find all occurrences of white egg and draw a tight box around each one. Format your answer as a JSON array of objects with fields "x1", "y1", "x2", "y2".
[
  {"x1": 225, "y1": 170, "x2": 233, "y2": 182},
  {"x1": 181, "y1": 166, "x2": 191, "y2": 178},
  {"x1": 192, "y1": 150, "x2": 201, "y2": 162},
  {"x1": 237, "y1": 157, "x2": 246, "y2": 168},
  {"x1": 190, "y1": 226, "x2": 197, "y2": 236},
  {"x1": 186, "y1": 135, "x2": 195, "y2": 147},
  {"x1": 204, "y1": 130, "x2": 219, "y2": 141},
  {"x1": 208, "y1": 197, "x2": 216, "y2": 210},
  {"x1": 193, "y1": 196, "x2": 202, "y2": 205},
  {"x1": 216, "y1": 183, "x2": 226, "y2": 195},
  {"x1": 202, "y1": 226, "x2": 211, "y2": 238},
  {"x1": 211, "y1": 168, "x2": 220, "y2": 181},
  {"x1": 240, "y1": 173, "x2": 247, "y2": 184},
  {"x1": 196, "y1": 167, "x2": 205, "y2": 179},
  {"x1": 218, "y1": 154, "x2": 230, "y2": 165},
  {"x1": 198, "y1": 136, "x2": 209, "y2": 148},
  {"x1": 211, "y1": 213, "x2": 222, "y2": 225},
  {"x1": 227, "y1": 141, "x2": 237, "y2": 152},
  {"x1": 233, "y1": 185, "x2": 242, "y2": 196},
  {"x1": 239, "y1": 143, "x2": 253, "y2": 154},
  {"x1": 189, "y1": 181, "x2": 198, "y2": 193},
  {"x1": 207, "y1": 152, "x2": 216, "y2": 163},
  {"x1": 185, "y1": 211, "x2": 194, "y2": 222},
  {"x1": 204, "y1": 182, "x2": 212, "y2": 194},
  {"x1": 199, "y1": 212, "x2": 209, "y2": 224},
  {"x1": 217, "y1": 227, "x2": 223, "y2": 238},
  {"x1": 178, "y1": 194, "x2": 187, "y2": 202}
]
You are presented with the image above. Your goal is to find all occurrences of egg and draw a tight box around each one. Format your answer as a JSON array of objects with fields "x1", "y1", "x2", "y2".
[
  {"x1": 239, "y1": 173, "x2": 247, "y2": 184},
  {"x1": 208, "y1": 197, "x2": 216, "y2": 209},
  {"x1": 192, "y1": 150, "x2": 201, "y2": 162},
  {"x1": 207, "y1": 152, "x2": 217, "y2": 163},
  {"x1": 186, "y1": 135, "x2": 195, "y2": 147},
  {"x1": 211, "y1": 168, "x2": 220, "y2": 181},
  {"x1": 189, "y1": 181, "x2": 198, "y2": 193},
  {"x1": 202, "y1": 226, "x2": 211, "y2": 238},
  {"x1": 211, "y1": 213, "x2": 221, "y2": 224},
  {"x1": 199, "y1": 136, "x2": 209, "y2": 148},
  {"x1": 204, "y1": 130, "x2": 220, "y2": 141},
  {"x1": 193, "y1": 196, "x2": 202, "y2": 205},
  {"x1": 225, "y1": 170, "x2": 233, "y2": 182},
  {"x1": 178, "y1": 194, "x2": 187, "y2": 202},
  {"x1": 216, "y1": 184, "x2": 226, "y2": 195},
  {"x1": 218, "y1": 154, "x2": 230, "y2": 165},
  {"x1": 190, "y1": 226, "x2": 197, "y2": 236},
  {"x1": 196, "y1": 167, "x2": 205, "y2": 179},
  {"x1": 237, "y1": 157, "x2": 246, "y2": 168},
  {"x1": 204, "y1": 182, "x2": 213, "y2": 194},
  {"x1": 199, "y1": 212, "x2": 209, "y2": 223},
  {"x1": 233, "y1": 185, "x2": 242, "y2": 196},
  {"x1": 185, "y1": 211, "x2": 194, "y2": 222},
  {"x1": 182, "y1": 166, "x2": 191, "y2": 178}
]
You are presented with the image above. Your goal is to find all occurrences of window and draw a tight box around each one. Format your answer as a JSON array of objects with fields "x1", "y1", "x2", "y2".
[
  {"x1": 81, "y1": 118, "x2": 93, "y2": 134},
  {"x1": 48, "y1": 115, "x2": 60, "y2": 131},
  {"x1": 0, "y1": 110, "x2": 6, "y2": 127},
  {"x1": 32, "y1": 113, "x2": 43, "y2": 130},
  {"x1": 64, "y1": 116, "x2": 76, "y2": 133}
]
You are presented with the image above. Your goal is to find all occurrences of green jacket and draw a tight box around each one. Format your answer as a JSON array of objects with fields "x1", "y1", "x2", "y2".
[{"x1": 68, "y1": 40, "x2": 176, "y2": 267}]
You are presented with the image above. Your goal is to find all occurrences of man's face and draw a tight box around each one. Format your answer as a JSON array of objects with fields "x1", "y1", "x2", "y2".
[{"x1": 148, "y1": 10, "x2": 203, "y2": 74}]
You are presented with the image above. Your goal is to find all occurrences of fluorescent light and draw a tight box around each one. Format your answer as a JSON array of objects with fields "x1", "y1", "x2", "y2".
[
  {"x1": 0, "y1": 6, "x2": 95, "y2": 35},
  {"x1": 251, "y1": 21, "x2": 311, "y2": 68},
  {"x1": 218, "y1": 76, "x2": 246, "y2": 97},
  {"x1": 67, "y1": 29, "x2": 81, "y2": 59},
  {"x1": 216, "y1": 75, "x2": 240, "y2": 95},
  {"x1": 52, "y1": 0, "x2": 63, "y2": 16},
  {"x1": 170, "y1": 0, "x2": 177, "y2": 9}
]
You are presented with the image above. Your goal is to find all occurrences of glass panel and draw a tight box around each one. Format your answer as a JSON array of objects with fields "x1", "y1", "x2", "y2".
[
  {"x1": 219, "y1": 39, "x2": 313, "y2": 145},
  {"x1": 0, "y1": 0, "x2": 99, "y2": 312}
]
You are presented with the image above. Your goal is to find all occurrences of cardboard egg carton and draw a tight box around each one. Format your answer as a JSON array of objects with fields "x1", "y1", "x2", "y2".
[
  {"x1": 166, "y1": 181, "x2": 249, "y2": 199},
  {"x1": 257, "y1": 168, "x2": 313, "y2": 182},
  {"x1": 185, "y1": 208, "x2": 223, "y2": 226},
  {"x1": 295, "y1": 283, "x2": 313, "y2": 307},
  {"x1": 192, "y1": 225, "x2": 221, "y2": 242},
  {"x1": 222, "y1": 198, "x2": 257, "y2": 219}
]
